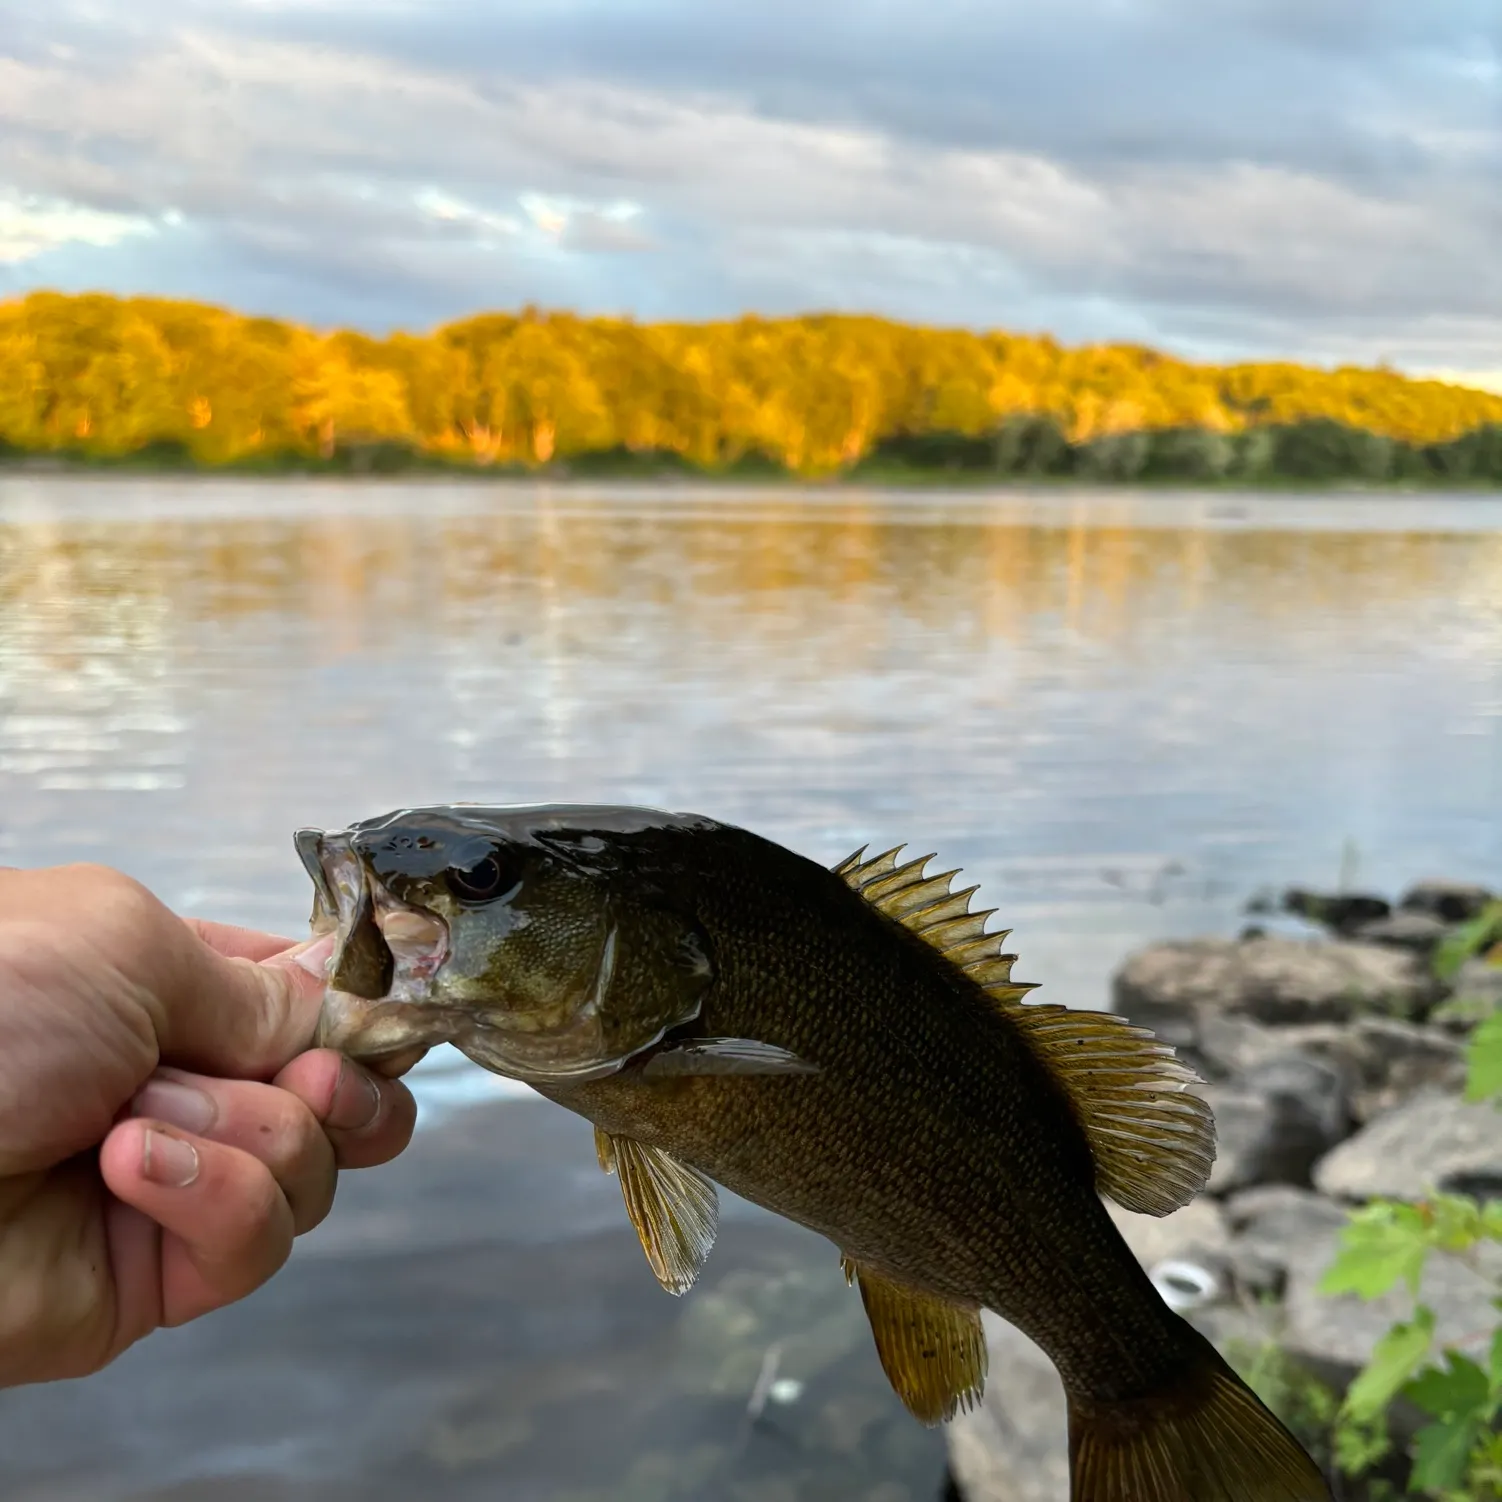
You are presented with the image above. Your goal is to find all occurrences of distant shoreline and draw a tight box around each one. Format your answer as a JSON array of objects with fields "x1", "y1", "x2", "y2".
[{"x1": 4, "y1": 451, "x2": 1500, "y2": 494}]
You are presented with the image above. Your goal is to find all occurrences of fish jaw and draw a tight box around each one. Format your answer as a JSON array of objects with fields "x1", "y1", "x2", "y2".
[
  {"x1": 294, "y1": 805, "x2": 721, "y2": 1085},
  {"x1": 297, "y1": 826, "x2": 458, "y2": 1064}
]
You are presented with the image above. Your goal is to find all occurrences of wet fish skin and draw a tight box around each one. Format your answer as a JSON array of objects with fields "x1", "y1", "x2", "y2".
[
  {"x1": 307, "y1": 805, "x2": 715, "y2": 1082},
  {"x1": 305, "y1": 804, "x2": 1331, "y2": 1502},
  {"x1": 531, "y1": 820, "x2": 1179, "y2": 1392}
]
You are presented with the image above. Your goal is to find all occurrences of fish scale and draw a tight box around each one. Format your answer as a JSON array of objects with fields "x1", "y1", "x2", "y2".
[{"x1": 304, "y1": 803, "x2": 1332, "y2": 1502}]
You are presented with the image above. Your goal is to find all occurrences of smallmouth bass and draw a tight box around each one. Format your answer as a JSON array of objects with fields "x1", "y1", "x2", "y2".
[{"x1": 299, "y1": 804, "x2": 1331, "y2": 1502}]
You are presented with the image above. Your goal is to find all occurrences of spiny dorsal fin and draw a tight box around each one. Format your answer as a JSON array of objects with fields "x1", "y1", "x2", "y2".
[
  {"x1": 840, "y1": 1254, "x2": 987, "y2": 1426},
  {"x1": 834, "y1": 845, "x2": 1216, "y2": 1216},
  {"x1": 595, "y1": 1128, "x2": 718, "y2": 1295}
]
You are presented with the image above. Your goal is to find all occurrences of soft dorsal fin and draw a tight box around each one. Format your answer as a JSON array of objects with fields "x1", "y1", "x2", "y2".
[
  {"x1": 595, "y1": 1128, "x2": 718, "y2": 1295},
  {"x1": 840, "y1": 1254, "x2": 987, "y2": 1425},
  {"x1": 834, "y1": 845, "x2": 1216, "y2": 1216},
  {"x1": 1004, "y1": 1004, "x2": 1215, "y2": 1214}
]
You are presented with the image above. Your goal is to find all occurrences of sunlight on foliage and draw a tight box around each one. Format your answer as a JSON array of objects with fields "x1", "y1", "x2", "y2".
[{"x1": 3, "y1": 292, "x2": 1502, "y2": 478}]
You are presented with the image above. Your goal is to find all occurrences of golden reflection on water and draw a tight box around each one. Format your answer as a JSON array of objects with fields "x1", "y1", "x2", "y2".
[
  {"x1": 1, "y1": 483, "x2": 1499, "y2": 1002},
  {"x1": 6, "y1": 493, "x2": 1500, "y2": 662}
]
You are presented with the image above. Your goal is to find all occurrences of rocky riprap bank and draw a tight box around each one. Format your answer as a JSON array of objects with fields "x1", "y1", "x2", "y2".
[{"x1": 948, "y1": 878, "x2": 1502, "y2": 1502}]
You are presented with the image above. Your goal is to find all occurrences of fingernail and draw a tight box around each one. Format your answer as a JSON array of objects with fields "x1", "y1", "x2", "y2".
[
  {"x1": 327, "y1": 1058, "x2": 382, "y2": 1133},
  {"x1": 142, "y1": 1129, "x2": 200, "y2": 1188},
  {"x1": 131, "y1": 1076, "x2": 217, "y2": 1135},
  {"x1": 270, "y1": 933, "x2": 337, "y2": 981}
]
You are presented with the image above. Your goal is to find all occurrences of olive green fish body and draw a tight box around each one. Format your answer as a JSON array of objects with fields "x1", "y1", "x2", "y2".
[
  {"x1": 535, "y1": 824, "x2": 1185, "y2": 1400},
  {"x1": 304, "y1": 805, "x2": 1333, "y2": 1501}
]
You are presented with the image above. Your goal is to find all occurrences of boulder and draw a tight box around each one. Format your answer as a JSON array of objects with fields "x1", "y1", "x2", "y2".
[
  {"x1": 1283, "y1": 1227, "x2": 1502, "y2": 1381},
  {"x1": 1196, "y1": 1014, "x2": 1462, "y2": 1123},
  {"x1": 1350, "y1": 910, "x2": 1452, "y2": 954},
  {"x1": 1400, "y1": 879, "x2": 1496, "y2": 924},
  {"x1": 1346, "y1": 1020, "x2": 1468, "y2": 1121},
  {"x1": 1194, "y1": 1013, "x2": 1285, "y2": 1079},
  {"x1": 1313, "y1": 1092, "x2": 1502, "y2": 1202},
  {"x1": 1443, "y1": 956, "x2": 1502, "y2": 1021},
  {"x1": 1204, "y1": 1053, "x2": 1350, "y2": 1195},
  {"x1": 1281, "y1": 888, "x2": 1391, "y2": 935},
  {"x1": 1113, "y1": 936, "x2": 1435, "y2": 1039},
  {"x1": 1222, "y1": 1186, "x2": 1350, "y2": 1299}
]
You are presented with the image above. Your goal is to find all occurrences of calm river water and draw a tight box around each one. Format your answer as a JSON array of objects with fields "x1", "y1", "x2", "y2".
[{"x1": 1, "y1": 477, "x2": 1500, "y2": 1500}]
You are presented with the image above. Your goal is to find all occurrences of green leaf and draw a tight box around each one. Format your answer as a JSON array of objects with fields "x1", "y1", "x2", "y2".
[
  {"x1": 1490, "y1": 1326, "x2": 1502, "y2": 1397},
  {"x1": 1481, "y1": 1200, "x2": 1502, "y2": 1241},
  {"x1": 1426, "y1": 1193, "x2": 1485, "y2": 1252},
  {"x1": 1408, "y1": 1415, "x2": 1480, "y2": 1495},
  {"x1": 1435, "y1": 900, "x2": 1502, "y2": 982},
  {"x1": 1333, "y1": 1407, "x2": 1392, "y2": 1478},
  {"x1": 1404, "y1": 1350, "x2": 1490, "y2": 1418},
  {"x1": 1464, "y1": 1009, "x2": 1502, "y2": 1104},
  {"x1": 1343, "y1": 1309, "x2": 1435, "y2": 1421},
  {"x1": 1320, "y1": 1203, "x2": 1431, "y2": 1298}
]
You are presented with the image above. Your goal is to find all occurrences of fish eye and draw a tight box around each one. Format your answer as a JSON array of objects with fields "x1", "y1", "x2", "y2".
[{"x1": 447, "y1": 851, "x2": 511, "y2": 903}]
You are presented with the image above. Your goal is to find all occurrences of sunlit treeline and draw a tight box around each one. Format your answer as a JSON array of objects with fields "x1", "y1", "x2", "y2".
[{"x1": 3, "y1": 291, "x2": 1502, "y2": 481}]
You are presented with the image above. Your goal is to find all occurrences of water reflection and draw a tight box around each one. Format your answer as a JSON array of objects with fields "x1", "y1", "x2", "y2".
[
  {"x1": 2, "y1": 478, "x2": 1501, "y2": 1498},
  {"x1": 2, "y1": 479, "x2": 1500, "y2": 1061}
]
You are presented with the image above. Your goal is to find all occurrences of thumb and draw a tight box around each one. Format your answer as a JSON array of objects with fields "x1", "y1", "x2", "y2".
[{"x1": 150, "y1": 932, "x2": 336, "y2": 1081}]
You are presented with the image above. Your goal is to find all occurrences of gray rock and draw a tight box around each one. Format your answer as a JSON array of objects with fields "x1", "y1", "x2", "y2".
[
  {"x1": 1442, "y1": 957, "x2": 1502, "y2": 1023},
  {"x1": 1284, "y1": 1227, "x2": 1502, "y2": 1380},
  {"x1": 1224, "y1": 1183, "x2": 1342, "y2": 1231},
  {"x1": 1113, "y1": 936, "x2": 1435, "y2": 1038},
  {"x1": 1205, "y1": 1053, "x2": 1350, "y2": 1195},
  {"x1": 1347, "y1": 1019, "x2": 1468, "y2": 1120},
  {"x1": 1223, "y1": 1186, "x2": 1350, "y2": 1299},
  {"x1": 946, "y1": 1315, "x2": 1069, "y2": 1502},
  {"x1": 1195, "y1": 1012, "x2": 1284, "y2": 1078},
  {"x1": 1400, "y1": 879, "x2": 1496, "y2": 924},
  {"x1": 1351, "y1": 910, "x2": 1452, "y2": 954},
  {"x1": 1281, "y1": 888, "x2": 1390, "y2": 934},
  {"x1": 1242, "y1": 1052, "x2": 1350, "y2": 1142},
  {"x1": 1313, "y1": 1092, "x2": 1502, "y2": 1202},
  {"x1": 1189, "y1": 1013, "x2": 1463, "y2": 1122}
]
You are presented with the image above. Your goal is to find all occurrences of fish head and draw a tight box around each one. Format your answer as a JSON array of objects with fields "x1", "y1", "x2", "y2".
[{"x1": 298, "y1": 804, "x2": 716, "y2": 1084}]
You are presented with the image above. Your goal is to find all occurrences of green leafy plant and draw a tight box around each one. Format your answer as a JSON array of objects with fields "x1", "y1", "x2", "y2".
[
  {"x1": 1318, "y1": 1016, "x2": 1502, "y2": 1499},
  {"x1": 1434, "y1": 902, "x2": 1502, "y2": 985},
  {"x1": 1465, "y1": 1013, "x2": 1502, "y2": 1106}
]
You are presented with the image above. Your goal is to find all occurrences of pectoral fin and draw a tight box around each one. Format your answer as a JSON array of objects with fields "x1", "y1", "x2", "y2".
[
  {"x1": 841, "y1": 1256, "x2": 988, "y2": 1426},
  {"x1": 595, "y1": 1128, "x2": 718, "y2": 1295},
  {"x1": 640, "y1": 1038, "x2": 820, "y2": 1078}
]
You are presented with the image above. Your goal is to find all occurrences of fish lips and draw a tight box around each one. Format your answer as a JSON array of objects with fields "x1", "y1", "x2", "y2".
[{"x1": 296, "y1": 827, "x2": 452, "y2": 1057}]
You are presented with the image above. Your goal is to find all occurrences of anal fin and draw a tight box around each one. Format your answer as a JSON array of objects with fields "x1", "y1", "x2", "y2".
[
  {"x1": 841, "y1": 1255, "x2": 988, "y2": 1426},
  {"x1": 595, "y1": 1129, "x2": 718, "y2": 1296}
]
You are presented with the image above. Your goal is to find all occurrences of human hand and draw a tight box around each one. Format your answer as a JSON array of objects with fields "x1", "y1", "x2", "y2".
[{"x1": 0, "y1": 863, "x2": 420, "y2": 1387}]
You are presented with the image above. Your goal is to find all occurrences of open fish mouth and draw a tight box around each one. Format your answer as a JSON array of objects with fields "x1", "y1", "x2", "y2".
[{"x1": 295, "y1": 826, "x2": 452, "y2": 1059}]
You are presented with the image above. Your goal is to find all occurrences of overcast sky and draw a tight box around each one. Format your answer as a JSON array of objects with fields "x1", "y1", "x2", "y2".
[{"x1": 0, "y1": 0, "x2": 1498, "y2": 379}]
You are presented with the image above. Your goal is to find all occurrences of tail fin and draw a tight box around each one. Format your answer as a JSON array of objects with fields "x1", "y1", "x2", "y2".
[{"x1": 1066, "y1": 1329, "x2": 1332, "y2": 1502}]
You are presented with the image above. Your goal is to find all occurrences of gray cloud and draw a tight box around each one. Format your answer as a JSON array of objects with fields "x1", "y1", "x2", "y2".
[{"x1": 0, "y1": 0, "x2": 1497, "y2": 373}]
